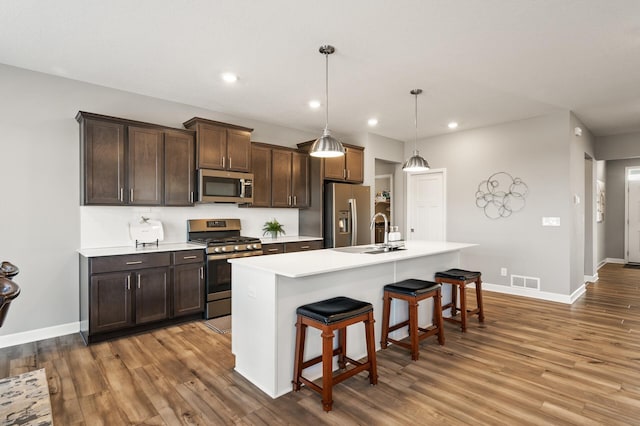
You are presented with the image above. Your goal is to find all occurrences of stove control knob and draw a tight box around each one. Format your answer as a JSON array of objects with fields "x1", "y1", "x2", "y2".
[
  {"x1": 221, "y1": 247, "x2": 228, "y2": 252},
  {"x1": 252, "y1": 244, "x2": 260, "y2": 249},
  {"x1": 213, "y1": 247, "x2": 221, "y2": 253},
  {"x1": 234, "y1": 245, "x2": 240, "y2": 251}
]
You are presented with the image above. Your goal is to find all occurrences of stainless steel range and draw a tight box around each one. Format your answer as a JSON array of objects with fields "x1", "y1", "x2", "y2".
[{"x1": 187, "y1": 218, "x2": 263, "y2": 319}]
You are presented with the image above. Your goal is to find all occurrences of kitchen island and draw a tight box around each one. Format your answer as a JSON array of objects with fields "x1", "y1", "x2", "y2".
[{"x1": 229, "y1": 240, "x2": 476, "y2": 398}]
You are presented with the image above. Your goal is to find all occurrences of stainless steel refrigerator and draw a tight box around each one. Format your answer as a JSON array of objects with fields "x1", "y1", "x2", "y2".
[{"x1": 324, "y1": 182, "x2": 371, "y2": 248}]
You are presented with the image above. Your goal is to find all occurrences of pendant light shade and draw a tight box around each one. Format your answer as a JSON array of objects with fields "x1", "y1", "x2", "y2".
[
  {"x1": 310, "y1": 45, "x2": 345, "y2": 158},
  {"x1": 402, "y1": 89, "x2": 430, "y2": 172}
]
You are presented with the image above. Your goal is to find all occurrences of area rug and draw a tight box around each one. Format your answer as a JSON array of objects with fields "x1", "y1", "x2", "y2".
[
  {"x1": 204, "y1": 315, "x2": 231, "y2": 334},
  {"x1": 623, "y1": 263, "x2": 640, "y2": 269},
  {"x1": 0, "y1": 368, "x2": 53, "y2": 426}
]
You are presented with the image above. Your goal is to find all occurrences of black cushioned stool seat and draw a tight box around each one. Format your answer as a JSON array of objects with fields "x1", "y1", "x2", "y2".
[
  {"x1": 292, "y1": 296, "x2": 377, "y2": 412},
  {"x1": 434, "y1": 268, "x2": 484, "y2": 332},
  {"x1": 380, "y1": 279, "x2": 444, "y2": 361}
]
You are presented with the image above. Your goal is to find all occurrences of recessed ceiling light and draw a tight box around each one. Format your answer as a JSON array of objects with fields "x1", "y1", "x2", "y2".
[
  {"x1": 448, "y1": 121, "x2": 459, "y2": 129},
  {"x1": 222, "y1": 72, "x2": 238, "y2": 83},
  {"x1": 308, "y1": 100, "x2": 321, "y2": 109},
  {"x1": 368, "y1": 118, "x2": 378, "y2": 126}
]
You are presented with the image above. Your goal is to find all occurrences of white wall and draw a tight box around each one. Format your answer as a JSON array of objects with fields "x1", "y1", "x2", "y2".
[
  {"x1": 0, "y1": 64, "x2": 317, "y2": 342},
  {"x1": 596, "y1": 132, "x2": 640, "y2": 161},
  {"x1": 596, "y1": 160, "x2": 606, "y2": 265},
  {"x1": 605, "y1": 158, "x2": 640, "y2": 259},
  {"x1": 410, "y1": 113, "x2": 574, "y2": 296}
]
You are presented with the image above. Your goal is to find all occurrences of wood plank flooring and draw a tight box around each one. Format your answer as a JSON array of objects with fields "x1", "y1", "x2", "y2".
[{"x1": 2, "y1": 263, "x2": 640, "y2": 425}]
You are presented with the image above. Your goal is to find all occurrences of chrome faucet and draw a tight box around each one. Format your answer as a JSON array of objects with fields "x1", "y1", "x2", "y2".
[{"x1": 370, "y1": 212, "x2": 389, "y2": 246}]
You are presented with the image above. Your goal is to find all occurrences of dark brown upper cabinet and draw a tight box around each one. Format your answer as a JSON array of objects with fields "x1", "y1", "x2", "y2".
[
  {"x1": 164, "y1": 130, "x2": 196, "y2": 206},
  {"x1": 250, "y1": 143, "x2": 272, "y2": 207},
  {"x1": 77, "y1": 111, "x2": 195, "y2": 206},
  {"x1": 128, "y1": 126, "x2": 163, "y2": 206},
  {"x1": 183, "y1": 117, "x2": 253, "y2": 172},
  {"x1": 250, "y1": 142, "x2": 309, "y2": 208},
  {"x1": 298, "y1": 141, "x2": 364, "y2": 184}
]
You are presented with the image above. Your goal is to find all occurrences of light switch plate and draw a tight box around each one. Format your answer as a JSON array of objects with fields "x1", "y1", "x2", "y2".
[{"x1": 542, "y1": 217, "x2": 561, "y2": 227}]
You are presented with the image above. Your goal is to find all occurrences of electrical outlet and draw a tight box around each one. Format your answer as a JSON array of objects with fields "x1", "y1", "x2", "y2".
[{"x1": 500, "y1": 267, "x2": 507, "y2": 276}]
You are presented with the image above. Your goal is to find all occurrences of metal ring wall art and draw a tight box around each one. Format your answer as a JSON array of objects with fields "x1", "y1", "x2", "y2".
[{"x1": 475, "y1": 172, "x2": 529, "y2": 219}]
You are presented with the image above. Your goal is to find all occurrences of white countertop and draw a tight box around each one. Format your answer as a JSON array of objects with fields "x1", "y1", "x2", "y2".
[
  {"x1": 78, "y1": 242, "x2": 205, "y2": 257},
  {"x1": 259, "y1": 235, "x2": 323, "y2": 244},
  {"x1": 229, "y1": 240, "x2": 476, "y2": 278}
]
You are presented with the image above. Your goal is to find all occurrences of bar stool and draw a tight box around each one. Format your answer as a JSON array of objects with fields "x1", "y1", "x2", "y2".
[
  {"x1": 292, "y1": 296, "x2": 378, "y2": 412},
  {"x1": 434, "y1": 269, "x2": 484, "y2": 332},
  {"x1": 380, "y1": 279, "x2": 444, "y2": 361}
]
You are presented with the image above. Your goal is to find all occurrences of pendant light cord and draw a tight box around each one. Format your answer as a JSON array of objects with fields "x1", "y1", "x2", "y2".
[
  {"x1": 325, "y1": 51, "x2": 329, "y2": 130},
  {"x1": 414, "y1": 92, "x2": 418, "y2": 151}
]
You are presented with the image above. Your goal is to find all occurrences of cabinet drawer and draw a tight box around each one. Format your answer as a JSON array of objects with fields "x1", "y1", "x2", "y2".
[
  {"x1": 91, "y1": 252, "x2": 171, "y2": 274},
  {"x1": 262, "y1": 243, "x2": 285, "y2": 255},
  {"x1": 285, "y1": 240, "x2": 323, "y2": 252},
  {"x1": 172, "y1": 250, "x2": 205, "y2": 265}
]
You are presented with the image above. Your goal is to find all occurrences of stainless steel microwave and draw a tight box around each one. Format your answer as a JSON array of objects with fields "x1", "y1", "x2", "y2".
[{"x1": 197, "y1": 169, "x2": 253, "y2": 203}]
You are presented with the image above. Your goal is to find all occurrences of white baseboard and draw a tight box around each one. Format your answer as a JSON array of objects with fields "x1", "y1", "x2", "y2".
[
  {"x1": 0, "y1": 322, "x2": 79, "y2": 349},
  {"x1": 584, "y1": 273, "x2": 598, "y2": 283},
  {"x1": 482, "y1": 282, "x2": 585, "y2": 305},
  {"x1": 605, "y1": 258, "x2": 625, "y2": 264}
]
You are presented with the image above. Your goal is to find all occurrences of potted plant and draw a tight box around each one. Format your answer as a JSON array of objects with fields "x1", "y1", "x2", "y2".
[{"x1": 262, "y1": 218, "x2": 285, "y2": 238}]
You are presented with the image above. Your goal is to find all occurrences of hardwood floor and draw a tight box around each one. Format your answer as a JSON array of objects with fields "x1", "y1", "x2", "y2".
[{"x1": 2, "y1": 263, "x2": 640, "y2": 425}]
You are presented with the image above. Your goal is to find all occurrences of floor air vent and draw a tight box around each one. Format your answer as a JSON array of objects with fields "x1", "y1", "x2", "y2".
[{"x1": 511, "y1": 274, "x2": 540, "y2": 290}]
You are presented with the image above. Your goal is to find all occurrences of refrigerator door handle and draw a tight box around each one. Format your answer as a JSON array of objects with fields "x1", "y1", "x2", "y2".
[{"x1": 349, "y1": 198, "x2": 357, "y2": 246}]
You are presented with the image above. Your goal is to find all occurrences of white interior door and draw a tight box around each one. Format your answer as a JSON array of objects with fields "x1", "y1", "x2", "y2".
[
  {"x1": 407, "y1": 170, "x2": 445, "y2": 241},
  {"x1": 627, "y1": 168, "x2": 640, "y2": 263}
]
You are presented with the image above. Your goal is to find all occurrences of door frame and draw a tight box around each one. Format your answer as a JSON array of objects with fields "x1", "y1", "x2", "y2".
[
  {"x1": 406, "y1": 168, "x2": 447, "y2": 241},
  {"x1": 625, "y1": 166, "x2": 640, "y2": 263}
]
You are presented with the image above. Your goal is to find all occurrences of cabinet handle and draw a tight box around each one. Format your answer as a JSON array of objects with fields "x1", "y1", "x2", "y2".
[
  {"x1": 126, "y1": 261, "x2": 143, "y2": 265},
  {"x1": 293, "y1": 195, "x2": 297, "y2": 206},
  {"x1": 343, "y1": 169, "x2": 346, "y2": 179},
  {"x1": 222, "y1": 156, "x2": 225, "y2": 168},
  {"x1": 183, "y1": 255, "x2": 197, "y2": 259},
  {"x1": 288, "y1": 195, "x2": 291, "y2": 206},
  {"x1": 130, "y1": 188, "x2": 134, "y2": 202},
  {"x1": 127, "y1": 275, "x2": 131, "y2": 291},
  {"x1": 229, "y1": 157, "x2": 232, "y2": 168},
  {"x1": 119, "y1": 187, "x2": 124, "y2": 202},
  {"x1": 347, "y1": 169, "x2": 350, "y2": 179},
  {"x1": 268, "y1": 248, "x2": 280, "y2": 252},
  {"x1": 190, "y1": 191, "x2": 193, "y2": 203},
  {"x1": 300, "y1": 245, "x2": 310, "y2": 249},
  {"x1": 200, "y1": 266, "x2": 204, "y2": 279},
  {"x1": 137, "y1": 273, "x2": 141, "y2": 289}
]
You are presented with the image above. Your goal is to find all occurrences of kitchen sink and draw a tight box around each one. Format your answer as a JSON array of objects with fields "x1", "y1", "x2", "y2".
[{"x1": 332, "y1": 245, "x2": 405, "y2": 254}]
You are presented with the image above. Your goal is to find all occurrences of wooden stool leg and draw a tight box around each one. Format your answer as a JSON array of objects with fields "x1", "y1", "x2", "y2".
[
  {"x1": 365, "y1": 312, "x2": 378, "y2": 385},
  {"x1": 321, "y1": 328, "x2": 335, "y2": 412},
  {"x1": 476, "y1": 278, "x2": 485, "y2": 322},
  {"x1": 434, "y1": 289, "x2": 445, "y2": 345},
  {"x1": 459, "y1": 283, "x2": 468, "y2": 332},
  {"x1": 337, "y1": 326, "x2": 347, "y2": 369},
  {"x1": 292, "y1": 317, "x2": 306, "y2": 391},
  {"x1": 450, "y1": 283, "x2": 458, "y2": 317},
  {"x1": 380, "y1": 292, "x2": 391, "y2": 349},
  {"x1": 409, "y1": 299, "x2": 419, "y2": 360}
]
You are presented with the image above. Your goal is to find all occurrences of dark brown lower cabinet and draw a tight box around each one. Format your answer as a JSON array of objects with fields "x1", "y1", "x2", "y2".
[
  {"x1": 80, "y1": 249, "x2": 204, "y2": 344},
  {"x1": 261, "y1": 240, "x2": 323, "y2": 255}
]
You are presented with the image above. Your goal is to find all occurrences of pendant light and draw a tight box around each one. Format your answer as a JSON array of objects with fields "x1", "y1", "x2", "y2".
[
  {"x1": 402, "y1": 89, "x2": 430, "y2": 172},
  {"x1": 309, "y1": 45, "x2": 345, "y2": 158}
]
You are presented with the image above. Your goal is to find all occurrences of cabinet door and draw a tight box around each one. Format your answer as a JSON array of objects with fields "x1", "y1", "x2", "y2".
[
  {"x1": 164, "y1": 131, "x2": 195, "y2": 206},
  {"x1": 251, "y1": 144, "x2": 272, "y2": 207},
  {"x1": 345, "y1": 147, "x2": 364, "y2": 183},
  {"x1": 84, "y1": 119, "x2": 126, "y2": 205},
  {"x1": 227, "y1": 129, "x2": 252, "y2": 172},
  {"x1": 173, "y1": 263, "x2": 205, "y2": 317},
  {"x1": 324, "y1": 156, "x2": 345, "y2": 181},
  {"x1": 90, "y1": 271, "x2": 133, "y2": 333},
  {"x1": 128, "y1": 126, "x2": 163, "y2": 205},
  {"x1": 291, "y1": 151, "x2": 309, "y2": 208},
  {"x1": 135, "y1": 267, "x2": 170, "y2": 324},
  {"x1": 197, "y1": 123, "x2": 226, "y2": 169},
  {"x1": 285, "y1": 240, "x2": 323, "y2": 252},
  {"x1": 271, "y1": 149, "x2": 292, "y2": 207},
  {"x1": 262, "y1": 243, "x2": 285, "y2": 255}
]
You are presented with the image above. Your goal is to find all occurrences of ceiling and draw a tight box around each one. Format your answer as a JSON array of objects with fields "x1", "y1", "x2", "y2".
[{"x1": 2, "y1": 0, "x2": 640, "y2": 142}]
